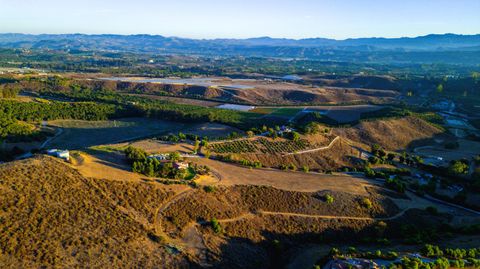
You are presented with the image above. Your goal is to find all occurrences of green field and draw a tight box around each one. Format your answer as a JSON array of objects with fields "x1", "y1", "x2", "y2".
[
  {"x1": 251, "y1": 107, "x2": 303, "y2": 118},
  {"x1": 269, "y1": 108, "x2": 303, "y2": 117},
  {"x1": 46, "y1": 118, "x2": 187, "y2": 149}
]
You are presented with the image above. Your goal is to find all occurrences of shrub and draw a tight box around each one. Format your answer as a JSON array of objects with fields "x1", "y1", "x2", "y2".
[
  {"x1": 360, "y1": 198, "x2": 373, "y2": 209},
  {"x1": 210, "y1": 218, "x2": 222, "y2": 234},
  {"x1": 302, "y1": 165, "x2": 309, "y2": 173},
  {"x1": 203, "y1": 185, "x2": 216, "y2": 193},
  {"x1": 325, "y1": 194, "x2": 334, "y2": 204},
  {"x1": 448, "y1": 160, "x2": 469, "y2": 175}
]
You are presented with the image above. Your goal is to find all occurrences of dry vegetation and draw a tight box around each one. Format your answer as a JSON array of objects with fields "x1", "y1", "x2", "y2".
[
  {"x1": 0, "y1": 156, "x2": 476, "y2": 268},
  {"x1": 160, "y1": 185, "x2": 400, "y2": 238},
  {"x1": 333, "y1": 116, "x2": 444, "y2": 150},
  {"x1": 199, "y1": 81, "x2": 399, "y2": 105},
  {"x1": 0, "y1": 156, "x2": 190, "y2": 268}
]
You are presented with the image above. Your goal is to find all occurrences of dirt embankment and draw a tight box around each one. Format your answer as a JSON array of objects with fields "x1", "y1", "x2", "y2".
[{"x1": 333, "y1": 116, "x2": 444, "y2": 151}]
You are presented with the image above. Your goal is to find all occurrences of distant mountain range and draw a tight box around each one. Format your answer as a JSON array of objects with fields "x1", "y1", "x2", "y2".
[{"x1": 1, "y1": 33, "x2": 480, "y2": 63}]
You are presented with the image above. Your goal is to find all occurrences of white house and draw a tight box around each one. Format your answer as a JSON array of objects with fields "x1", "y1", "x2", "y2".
[
  {"x1": 47, "y1": 149, "x2": 70, "y2": 161},
  {"x1": 147, "y1": 154, "x2": 170, "y2": 161},
  {"x1": 173, "y1": 162, "x2": 189, "y2": 170}
]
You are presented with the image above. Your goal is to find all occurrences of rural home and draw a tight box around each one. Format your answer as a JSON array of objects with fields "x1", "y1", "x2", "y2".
[
  {"x1": 329, "y1": 258, "x2": 379, "y2": 269},
  {"x1": 173, "y1": 162, "x2": 189, "y2": 170},
  {"x1": 148, "y1": 154, "x2": 170, "y2": 161},
  {"x1": 46, "y1": 149, "x2": 70, "y2": 161}
]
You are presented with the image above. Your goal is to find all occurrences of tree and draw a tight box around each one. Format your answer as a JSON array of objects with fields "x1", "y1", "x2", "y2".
[
  {"x1": 437, "y1": 84, "x2": 444, "y2": 94},
  {"x1": 325, "y1": 194, "x2": 334, "y2": 204},
  {"x1": 246, "y1": 130, "x2": 254, "y2": 138},
  {"x1": 169, "y1": 151, "x2": 181, "y2": 161},
  {"x1": 178, "y1": 132, "x2": 186, "y2": 140},
  {"x1": 291, "y1": 131, "x2": 301, "y2": 142},
  {"x1": 448, "y1": 160, "x2": 469, "y2": 175},
  {"x1": 193, "y1": 139, "x2": 200, "y2": 153},
  {"x1": 210, "y1": 218, "x2": 222, "y2": 234},
  {"x1": 124, "y1": 146, "x2": 147, "y2": 163},
  {"x1": 302, "y1": 165, "x2": 309, "y2": 173},
  {"x1": 360, "y1": 198, "x2": 373, "y2": 209}
]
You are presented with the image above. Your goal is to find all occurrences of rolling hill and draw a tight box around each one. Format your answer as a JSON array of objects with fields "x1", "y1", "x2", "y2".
[{"x1": 1, "y1": 33, "x2": 480, "y2": 64}]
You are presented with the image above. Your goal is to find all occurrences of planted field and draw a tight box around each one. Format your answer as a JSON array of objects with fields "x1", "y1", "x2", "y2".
[
  {"x1": 47, "y1": 118, "x2": 187, "y2": 149},
  {"x1": 208, "y1": 137, "x2": 312, "y2": 154},
  {"x1": 250, "y1": 107, "x2": 276, "y2": 114},
  {"x1": 208, "y1": 139, "x2": 258, "y2": 153},
  {"x1": 269, "y1": 108, "x2": 303, "y2": 117}
]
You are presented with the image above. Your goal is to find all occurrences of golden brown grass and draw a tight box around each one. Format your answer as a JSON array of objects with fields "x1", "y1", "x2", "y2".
[{"x1": 0, "y1": 156, "x2": 189, "y2": 268}]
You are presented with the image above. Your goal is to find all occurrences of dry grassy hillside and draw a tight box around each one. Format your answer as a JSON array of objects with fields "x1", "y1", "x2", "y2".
[
  {"x1": 0, "y1": 156, "x2": 190, "y2": 268},
  {"x1": 207, "y1": 86, "x2": 398, "y2": 105},
  {"x1": 0, "y1": 156, "x2": 462, "y2": 268},
  {"x1": 333, "y1": 116, "x2": 443, "y2": 150}
]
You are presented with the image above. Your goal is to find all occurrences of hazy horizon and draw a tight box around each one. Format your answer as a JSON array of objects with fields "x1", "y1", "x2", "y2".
[
  {"x1": 1, "y1": 0, "x2": 479, "y2": 39},
  {"x1": 1, "y1": 32, "x2": 480, "y2": 41}
]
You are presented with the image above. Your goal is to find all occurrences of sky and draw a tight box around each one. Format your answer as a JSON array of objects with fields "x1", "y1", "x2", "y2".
[{"x1": 1, "y1": 0, "x2": 479, "y2": 39}]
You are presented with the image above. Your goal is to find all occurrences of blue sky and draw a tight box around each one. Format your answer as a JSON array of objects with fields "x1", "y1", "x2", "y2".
[{"x1": 1, "y1": 0, "x2": 479, "y2": 39}]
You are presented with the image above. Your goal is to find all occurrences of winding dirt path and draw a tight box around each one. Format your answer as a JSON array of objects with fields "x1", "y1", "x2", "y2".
[{"x1": 283, "y1": 136, "x2": 340, "y2": 156}]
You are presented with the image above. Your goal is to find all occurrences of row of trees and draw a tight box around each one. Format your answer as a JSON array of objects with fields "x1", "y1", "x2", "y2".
[
  {"x1": 0, "y1": 100, "x2": 126, "y2": 122},
  {"x1": 39, "y1": 88, "x2": 260, "y2": 129}
]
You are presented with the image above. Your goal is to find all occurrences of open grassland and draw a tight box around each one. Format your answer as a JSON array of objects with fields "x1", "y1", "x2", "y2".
[
  {"x1": 0, "y1": 156, "x2": 190, "y2": 268},
  {"x1": 333, "y1": 116, "x2": 444, "y2": 151},
  {"x1": 46, "y1": 118, "x2": 187, "y2": 149},
  {"x1": 1, "y1": 156, "x2": 478, "y2": 268}
]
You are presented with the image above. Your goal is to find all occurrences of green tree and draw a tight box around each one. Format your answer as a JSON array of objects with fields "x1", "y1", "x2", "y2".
[
  {"x1": 193, "y1": 139, "x2": 200, "y2": 153},
  {"x1": 291, "y1": 131, "x2": 301, "y2": 142},
  {"x1": 437, "y1": 84, "x2": 444, "y2": 93},
  {"x1": 302, "y1": 165, "x2": 309, "y2": 173},
  {"x1": 448, "y1": 160, "x2": 469, "y2": 175},
  {"x1": 325, "y1": 194, "x2": 334, "y2": 204},
  {"x1": 169, "y1": 151, "x2": 181, "y2": 161}
]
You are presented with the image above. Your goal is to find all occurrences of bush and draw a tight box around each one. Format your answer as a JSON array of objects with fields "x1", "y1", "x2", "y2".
[
  {"x1": 324, "y1": 194, "x2": 334, "y2": 204},
  {"x1": 203, "y1": 185, "x2": 216, "y2": 193},
  {"x1": 210, "y1": 218, "x2": 222, "y2": 234},
  {"x1": 448, "y1": 160, "x2": 469, "y2": 175},
  {"x1": 360, "y1": 198, "x2": 373, "y2": 209},
  {"x1": 302, "y1": 165, "x2": 309, "y2": 173}
]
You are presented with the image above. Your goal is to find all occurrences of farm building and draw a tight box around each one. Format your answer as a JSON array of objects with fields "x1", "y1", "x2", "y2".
[
  {"x1": 329, "y1": 258, "x2": 379, "y2": 269},
  {"x1": 282, "y1": 75, "x2": 303, "y2": 82},
  {"x1": 148, "y1": 154, "x2": 170, "y2": 161},
  {"x1": 173, "y1": 162, "x2": 189, "y2": 170},
  {"x1": 46, "y1": 149, "x2": 70, "y2": 161}
]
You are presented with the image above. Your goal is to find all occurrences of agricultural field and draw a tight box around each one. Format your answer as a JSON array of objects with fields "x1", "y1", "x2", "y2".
[
  {"x1": 208, "y1": 137, "x2": 313, "y2": 154},
  {"x1": 181, "y1": 122, "x2": 245, "y2": 138},
  {"x1": 46, "y1": 118, "x2": 187, "y2": 149},
  {"x1": 414, "y1": 139, "x2": 480, "y2": 162}
]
